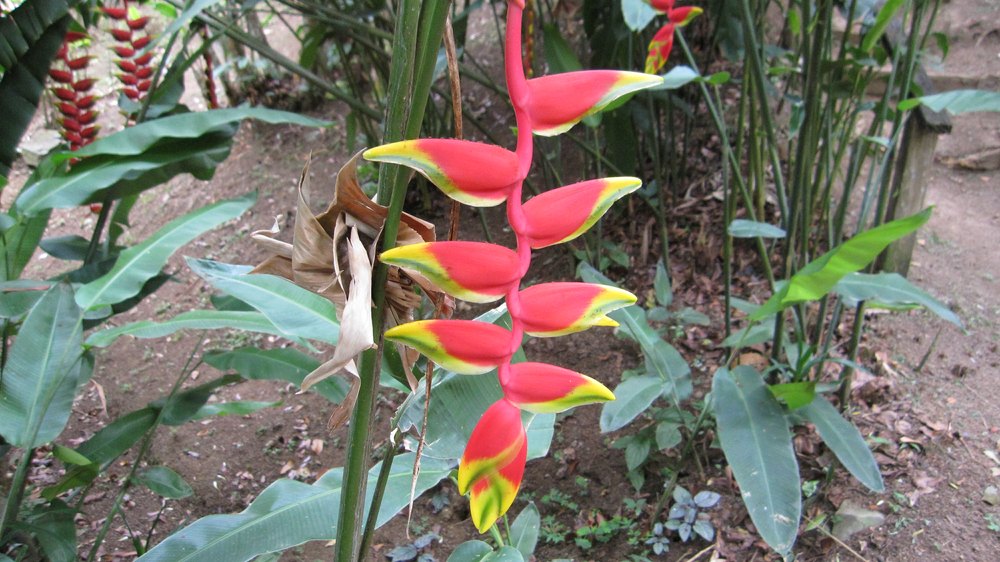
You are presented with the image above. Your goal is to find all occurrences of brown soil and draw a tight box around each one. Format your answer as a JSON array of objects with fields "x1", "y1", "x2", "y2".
[{"x1": 4, "y1": 1, "x2": 1000, "y2": 561}]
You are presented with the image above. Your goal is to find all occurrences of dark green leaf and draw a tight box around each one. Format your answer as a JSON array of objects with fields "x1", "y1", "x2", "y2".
[
  {"x1": 0, "y1": 283, "x2": 83, "y2": 447},
  {"x1": 655, "y1": 422, "x2": 682, "y2": 450},
  {"x1": 625, "y1": 436, "x2": 651, "y2": 471},
  {"x1": 153, "y1": 375, "x2": 242, "y2": 426},
  {"x1": 801, "y1": 398, "x2": 884, "y2": 492},
  {"x1": 137, "y1": 465, "x2": 194, "y2": 499},
  {"x1": 712, "y1": 366, "x2": 800, "y2": 555},
  {"x1": 0, "y1": 0, "x2": 70, "y2": 178},
  {"x1": 187, "y1": 258, "x2": 341, "y2": 345},
  {"x1": 654, "y1": 259, "x2": 672, "y2": 306},
  {"x1": 542, "y1": 23, "x2": 582, "y2": 73},
  {"x1": 14, "y1": 499, "x2": 76, "y2": 562},
  {"x1": 40, "y1": 235, "x2": 92, "y2": 261},
  {"x1": 447, "y1": 541, "x2": 494, "y2": 562},
  {"x1": 76, "y1": 193, "x2": 255, "y2": 310},
  {"x1": 204, "y1": 347, "x2": 349, "y2": 403},
  {"x1": 1, "y1": 210, "x2": 51, "y2": 282}
]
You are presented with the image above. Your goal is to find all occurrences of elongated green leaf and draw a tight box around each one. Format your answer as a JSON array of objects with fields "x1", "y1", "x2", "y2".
[
  {"x1": 40, "y1": 235, "x2": 92, "y2": 261},
  {"x1": 861, "y1": 0, "x2": 904, "y2": 52},
  {"x1": 187, "y1": 258, "x2": 341, "y2": 344},
  {"x1": 911, "y1": 89, "x2": 1000, "y2": 114},
  {"x1": 1, "y1": 210, "x2": 51, "y2": 282},
  {"x1": 600, "y1": 374, "x2": 661, "y2": 432},
  {"x1": 137, "y1": 453, "x2": 452, "y2": 562},
  {"x1": 579, "y1": 263, "x2": 692, "y2": 402},
  {"x1": 712, "y1": 366, "x2": 800, "y2": 556},
  {"x1": 0, "y1": 283, "x2": 83, "y2": 448},
  {"x1": 448, "y1": 542, "x2": 494, "y2": 562},
  {"x1": 16, "y1": 131, "x2": 236, "y2": 215},
  {"x1": 67, "y1": 107, "x2": 328, "y2": 161},
  {"x1": 0, "y1": 0, "x2": 71, "y2": 179},
  {"x1": 154, "y1": 375, "x2": 242, "y2": 426},
  {"x1": 728, "y1": 219, "x2": 787, "y2": 239},
  {"x1": 751, "y1": 208, "x2": 932, "y2": 320},
  {"x1": 801, "y1": 398, "x2": 884, "y2": 492},
  {"x1": 86, "y1": 310, "x2": 293, "y2": 348},
  {"x1": 510, "y1": 503, "x2": 540, "y2": 560},
  {"x1": 43, "y1": 407, "x2": 158, "y2": 499},
  {"x1": 834, "y1": 272, "x2": 961, "y2": 327},
  {"x1": 621, "y1": 0, "x2": 657, "y2": 32},
  {"x1": 76, "y1": 193, "x2": 255, "y2": 311},
  {"x1": 193, "y1": 400, "x2": 280, "y2": 419},
  {"x1": 203, "y1": 347, "x2": 350, "y2": 403},
  {"x1": 138, "y1": 465, "x2": 194, "y2": 499},
  {"x1": 542, "y1": 23, "x2": 582, "y2": 74},
  {"x1": 152, "y1": 0, "x2": 224, "y2": 52}
]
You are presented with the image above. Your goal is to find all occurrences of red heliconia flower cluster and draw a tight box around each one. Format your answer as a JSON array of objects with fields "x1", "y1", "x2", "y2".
[
  {"x1": 645, "y1": 0, "x2": 702, "y2": 75},
  {"x1": 365, "y1": 0, "x2": 663, "y2": 532},
  {"x1": 198, "y1": 26, "x2": 220, "y2": 109},
  {"x1": 102, "y1": 1, "x2": 155, "y2": 101},
  {"x1": 49, "y1": 31, "x2": 98, "y2": 151}
]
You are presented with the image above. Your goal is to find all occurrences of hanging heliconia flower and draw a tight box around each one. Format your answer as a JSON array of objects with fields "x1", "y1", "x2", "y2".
[
  {"x1": 197, "y1": 25, "x2": 220, "y2": 109},
  {"x1": 103, "y1": 0, "x2": 155, "y2": 103},
  {"x1": 49, "y1": 31, "x2": 98, "y2": 151},
  {"x1": 368, "y1": 0, "x2": 662, "y2": 532},
  {"x1": 644, "y1": 0, "x2": 703, "y2": 75}
]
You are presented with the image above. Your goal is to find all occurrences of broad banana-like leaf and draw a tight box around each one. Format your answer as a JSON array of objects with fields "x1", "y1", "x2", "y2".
[
  {"x1": 0, "y1": 0, "x2": 72, "y2": 180},
  {"x1": 76, "y1": 192, "x2": 256, "y2": 311},
  {"x1": 713, "y1": 366, "x2": 800, "y2": 556},
  {"x1": 0, "y1": 283, "x2": 84, "y2": 448},
  {"x1": 85, "y1": 310, "x2": 296, "y2": 348},
  {"x1": 186, "y1": 258, "x2": 341, "y2": 345}
]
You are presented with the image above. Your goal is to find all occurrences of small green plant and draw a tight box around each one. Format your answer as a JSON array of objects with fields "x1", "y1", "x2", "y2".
[
  {"x1": 985, "y1": 514, "x2": 1000, "y2": 534},
  {"x1": 645, "y1": 522, "x2": 671, "y2": 556},
  {"x1": 541, "y1": 488, "x2": 579, "y2": 512},
  {"x1": 664, "y1": 486, "x2": 719, "y2": 543},
  {"x1": 573, "y1": 512, "x2": 634, "y2": 550},
  {"x1": 540, "y1": 514, "x2": 570, "y2": 545}
]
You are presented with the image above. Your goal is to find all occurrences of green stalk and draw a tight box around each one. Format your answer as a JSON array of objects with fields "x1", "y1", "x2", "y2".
[
  {"x1": 837, "y1": 302, "x2": 866, "y2": 410},
  {"x1": 336, "y1": 2, "x2": 449, "y2": 559},
  {"x1": 0, "y1": 447, "x2": 33, "y2": 541}
]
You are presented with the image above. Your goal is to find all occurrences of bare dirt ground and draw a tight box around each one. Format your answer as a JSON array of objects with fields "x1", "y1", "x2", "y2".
[{"x1": 4, "y1": 1, "x2": 1000, "y2": 561}]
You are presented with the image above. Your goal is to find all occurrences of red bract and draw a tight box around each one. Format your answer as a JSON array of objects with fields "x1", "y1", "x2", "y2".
[
  {"x1": 644, "y1": 1, "x2": 703, "y2": 75},
  {"x1": 48, "y1": 30, "x2": 98, "y2": 151},
  {"x1": 105, "y1": 0, "x2": 157, "y2": 105},
  {"x1": 378, "y1": 0, "x2": 659, "y2": 533}
]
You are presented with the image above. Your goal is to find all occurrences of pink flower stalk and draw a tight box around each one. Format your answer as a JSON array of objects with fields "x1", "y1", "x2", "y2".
[
  {"x1": 368, "y1": 1, "x2": 662, "y2": 532},
  {"x1": 645, "y1": 1, "x2": 703, "y2": 75}
]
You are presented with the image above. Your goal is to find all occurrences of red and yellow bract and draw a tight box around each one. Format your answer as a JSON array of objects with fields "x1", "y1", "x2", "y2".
[{"x1": 372, "y1": 0, "x2": 667, "y2": 532}]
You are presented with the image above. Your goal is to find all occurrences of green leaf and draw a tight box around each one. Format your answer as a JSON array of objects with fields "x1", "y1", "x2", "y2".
[
  {"x1": 13, "y1": 499, "x2": 76, "y2": 562},
  {"x1": 448, "y1": 541, "x2": 494, "y2": 562},
  {"x1": 187, "y1": 258, "x2": 341, "y2": 344},
  {"x1": 0, "y1": 0, "x2": 71, "y2": 179},
  {"x1": 621, "y1": 0, "x2": 657, "y2": 32},
  {"x1": 751, "y1": 208, "x2": 932, "y2": 320},
  {"x1": 203, "y1": 347, "x2": 350, "y2": 403},
  {"x1": 579, "y1": 263, "x2": 692, "y2": 403},
  {"x1": 655, "y1": 422, "x2": 682, "y2": 450},
  {"x1": 194, "y1": 400, "x2": 280, "y2": 419},
  {"x1": 712, "y1": 366, "x2": 800, "y2": 555},
  {"x1": 16, "y1": 130, "x2": 237, "y2": 215},
  {"x1": 1, "y1": 210, "x2": 51, "y2": 282},
  {"x1": 510, "y1": 503, "x2": 540, "y2": 560},
  {"x1": 52, "y1": 444, "x2": 91, "y2": 466},
  {"x1": 912, "y1": 89, "x2": 1000, "y2": 114},
  {"x1": 76, "y1": 193, "x2": 255, "y2": 311},
  {"x1": 0, "y1": 283, "x2": 84, "y2": 448},
  {"x1": 86, "y1": 310, "x2": 293, "y2": 348},
  {"x1": 861, "y1": 0, "x2": 904, "y2": 52},
  {"x1": 833, "y1": 272, "x2": 961, "y2": 327},
  {"x1": 137, "y1": 454, "x2": 452, "y2": 562},
  {"x1": 154, "y1": 375, "x2": 242, "y2": 426},
  {"x1": 43, "y1": 407, "x2": 157, "y2": 499},
  {"x1": 137, "y1": 465, "x2": 194, "y2": 499},
  {"x1": 728, "y1": 219, "x2": 787, "y2": 239},
  {"x1": 482, "y1": 547, "x2": 525, "y2": 561},
  {"x1": 152, "y1": 0, "x2": 223, "y2": 52},
  {"x1": 801, "y1": 398, "x2": 884, "y2": 492},
  {"x1": 600, "y1": 375, "x2": 661, "y2": 432},
  {"x1": 40, "y1": 235, "x2": 93, "y2": 261},
  {"x1": 70, "y1": 108, "x2": 329, "y2": 160},
  {"x1": 656, "y1": 65, "x2": 699, "y2": 90},
  {"x1": 768, "y1": 381, "x2": 816, "y2": 410},
  {"x1": 703, "y1": 71, "x2": 731, "y2": 85},
  {"x1": 654, "y1": 259, "x2": 672, "y2": 306},
  {"x1": 542, "y1": 23, "x2": 582, "y2": 73},
  {"x1": 625, "y1": 436, "x2": 651, "y2": 471}
]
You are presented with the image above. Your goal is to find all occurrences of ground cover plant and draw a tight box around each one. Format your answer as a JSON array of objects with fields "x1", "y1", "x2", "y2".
[{"x1": 3, "y1": 0, "x2": 1000, "y2": 560}]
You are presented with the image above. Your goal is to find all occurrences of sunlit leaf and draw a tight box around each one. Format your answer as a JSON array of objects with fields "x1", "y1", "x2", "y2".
[{"x1": 801, "y1": 398, "x2": 884, "y2": 492}]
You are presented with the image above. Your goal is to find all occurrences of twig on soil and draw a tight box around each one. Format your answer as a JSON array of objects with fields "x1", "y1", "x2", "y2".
[
  {"x1": 812, "y1": 524, "x2": 871, "y2": 562},
  {"x1": 680, "y1": 544, "x2": 715, "y2": 562}
]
